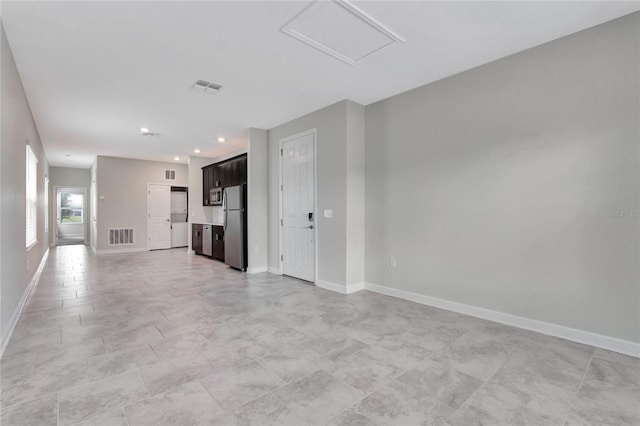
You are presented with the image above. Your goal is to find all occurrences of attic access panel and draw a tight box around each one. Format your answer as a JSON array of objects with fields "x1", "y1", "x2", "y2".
[{"x1": 281, "y1": 0, "x2": 404, "y2": 66}]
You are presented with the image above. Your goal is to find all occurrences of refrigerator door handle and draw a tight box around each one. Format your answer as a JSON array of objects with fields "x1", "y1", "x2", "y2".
[{"x1": 223, "y1": 189, "x2": 228, "y2": 231}]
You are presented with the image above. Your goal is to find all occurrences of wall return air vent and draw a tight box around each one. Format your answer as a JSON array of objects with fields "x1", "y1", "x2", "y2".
[
  {"x1": 164, "y1": 169, "x2": 176, "y2": 180},
  {"x1": 192, "y1": 80, "x2": 223, "y2": 95},
  {"x1": 108, "y1": 228, "x2": 134, "y2": 246}
]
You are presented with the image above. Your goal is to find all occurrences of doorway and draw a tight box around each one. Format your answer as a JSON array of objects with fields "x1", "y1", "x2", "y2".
[
  {"x1": 280, "y1": 129, "x2": 316, "y2": 282},
  {"x1": 147, "y1": 183, "x2": 171, "y2": 250},
  {"x1": 55, "y1": 187, "x2": 87, "y2": 246}
]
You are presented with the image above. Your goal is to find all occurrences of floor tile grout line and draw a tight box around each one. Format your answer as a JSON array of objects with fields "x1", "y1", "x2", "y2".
[
  {"x1": 441, "y1": 348, "x2": 513, "y2": 421},
  {"x1": 0, "y1": 381, "x2": 64, "y2": 411},
  {"x1": 198, "y1": 378, "x2": 227, "y2": 415},
  {"x1": 121, "y1": 406, "x2": 132, "y2": 426},
  {"x1": 561, "y1": 348, "x2": 597, "y2": 425},
  {"x1": 135, "y1": 366, "x2": 152, "y2": 399},
  {"x1": 67, "y1": 380, "x2": 149, "y2": 426}
]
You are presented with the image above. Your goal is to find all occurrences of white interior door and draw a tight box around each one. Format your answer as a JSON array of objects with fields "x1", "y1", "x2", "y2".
[
  {"x1": 148, "y1": 184, "x2": 171, "y2": 250},
  {"x1": 282, "y1": 131, "x2": 315, "y2": 282}
]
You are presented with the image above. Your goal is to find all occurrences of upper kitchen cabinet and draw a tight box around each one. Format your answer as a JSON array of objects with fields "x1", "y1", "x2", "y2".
[
  {"x1": 202, "y1": 154, "x2": 247, "y2": 206},
  {"x1": 238, "y1": 157, "x2": 246, "y2": 185},
  {"x1": 227, "y1": 160, "x2": 238, "y2": 187},
  {"x1": 213, "y1": 164, "x2": 222, "y2": 188},
  {"x1": 202, "y1": 165, "x2": 213, "y2": 206}
]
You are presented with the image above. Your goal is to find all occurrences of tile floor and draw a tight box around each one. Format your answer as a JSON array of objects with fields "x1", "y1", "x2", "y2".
[{"x1": 1, "y1": 246, "x2": 638, "y2": 426}]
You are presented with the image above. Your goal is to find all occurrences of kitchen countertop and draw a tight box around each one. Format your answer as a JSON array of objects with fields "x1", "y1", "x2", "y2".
[{"x1": 192, "y1": 222, "x2": 224, "y2": 226}]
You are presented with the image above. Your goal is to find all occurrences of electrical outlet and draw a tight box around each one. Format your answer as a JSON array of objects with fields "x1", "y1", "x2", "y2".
[
  {"x1": 390, "y1": 258, "x2": 397, "y2": 268},
  {"x1": 324, "y1": 209, "x2": 333, "y2": 218}
]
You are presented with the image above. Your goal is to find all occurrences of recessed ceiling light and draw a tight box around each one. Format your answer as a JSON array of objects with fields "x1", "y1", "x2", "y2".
[
  {"x1": 65, "y1": 154, "x2": 72, "y2": 157},
  {"x1": 194, "y1": 149, "x2": 201, "y2": 154},
  {"x1": 140, "y1": 127, "x2": 160, "y2": 137},
  {"x1": 217, "y1": 137, "x2": 225, "y2": 143},
  {"x1": 174, "y1": 157, "x2": 180, "y2": 161}
]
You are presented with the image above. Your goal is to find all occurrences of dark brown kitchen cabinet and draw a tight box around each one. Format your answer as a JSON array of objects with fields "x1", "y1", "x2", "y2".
[
  {"x1": 238, "y1": 157, "x2": 246, "y2": 185},
  {"x1": 212, "y1": 225, "x2": 224, "y2": 261},
  {"x1": 192, "y1": 223, "x2": 203, "y2": 254},
  {"x1": 225, "y1": 161, "x2": 235, "y2": 187},
  {"x1": 202, "y1": 165, "x2": 214, "y2": 206},
  {"x1": 202, "y1": 154, "x2": 247, "y2": 206},
  {"x1": 208, "y1": 165, "x2": 215, "y2": 192},
  {"x1": 213, "y1": 165, "x2": 222, "y2": 188}
]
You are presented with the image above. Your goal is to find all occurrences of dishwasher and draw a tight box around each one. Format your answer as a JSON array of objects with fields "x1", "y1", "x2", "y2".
[{"x1": 202, "y1": 225, "x2": 213, "y2": 257}]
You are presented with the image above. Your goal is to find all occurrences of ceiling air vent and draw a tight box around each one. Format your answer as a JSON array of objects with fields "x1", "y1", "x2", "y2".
[
  {"x1": 192, "y1": 80, "x2": 223, "y2": 95},
  {"x1": 164, "y1": 169, "x2": 176, "y2": 180}
]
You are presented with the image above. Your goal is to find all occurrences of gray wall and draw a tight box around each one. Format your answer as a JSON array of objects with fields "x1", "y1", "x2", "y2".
[
  {"x1": 365, "y1": 13, "x2": 639, "y2": 342},
  {"x1": 90, "y1": 160, "x2": 97, "y2": 250},
  {"x1": 345, "y1": 102, "x2": 365, "y2": 287},
  {"x1": 50, "y1": 167, "x2": 91, "y2": 244},
  {"x1": 268, "y1": 101, "x2": 348, "y2": 285},
  {"x1": 267, "y1": 100, "x2": 365, "y2": 289},
  {"x1": 247, "y1": 128, "x2": 268, "y2": 272},
  {"x1": 1, "y1": 23, "x2": 50, "y2": 349},
  {"x1": 96, "y1": 156, "x2": 187, "y2": 252}
]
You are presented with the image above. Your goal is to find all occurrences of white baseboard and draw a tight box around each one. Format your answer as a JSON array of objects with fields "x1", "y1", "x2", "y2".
[
  {"x1": 364, "y1": 282, "x2": 640, "y2": 358},
  {"x1": 316, "y1": 280, "x2": 364, "y2": 295},
  {"x1": 96, "y1": 247, "x2": 148, "y2": 255},
  {"x1": 247, "y1": 267, "x2": 268, "y2": 274},
  {"x1": 267, "y1": 267, "x2": 282, "y2": 275},
  {"x1": 316, "y1": 280, "x2": 347, "y2": 294},
  {"x1": 346, "y1": 282, "x2": 365, "y2": 294},
  {"x1": 0, "y1": 249, "x2": 49, "y2": 357}
]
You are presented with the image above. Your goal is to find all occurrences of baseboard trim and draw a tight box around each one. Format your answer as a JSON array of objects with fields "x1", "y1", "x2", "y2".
[
  {"x1": 96, "y1": 247, "x2": 148, "y2": 255},
  {"x1": 364, "y1": 282, "x2": 640, "y2": 358},
  {"x1": 346, "y1": 282, "x2": 365, "y2": 294},
  {"x1": 316, "y1": 280, "x2": 347, "y2": 294},
  {"x1": 267, "y1": 267, "x2": 282, "y2": 275},
  {"x1": 0, "y1": 249, "x2": 49, "y2": 357},
  {"x1": 316, "y1": 280, "x2": 364, "y2": 295},
  {"x1": 247, "y1": 267, "x2": 268, "y2": 274}
]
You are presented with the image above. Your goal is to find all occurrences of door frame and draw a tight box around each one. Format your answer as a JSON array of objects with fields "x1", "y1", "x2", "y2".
[
  {"x1": 53, "y1": 186, "x2": 88, "y2": 246},
  {"x1": 146, "y1": 182, "x2": 172, "y2": 251},
  {"x1": 278, "y1": 128, "x2": 318, "y2": 282}
]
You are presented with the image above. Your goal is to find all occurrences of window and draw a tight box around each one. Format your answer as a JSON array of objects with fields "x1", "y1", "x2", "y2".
[
  {"x1": 59, "y1": 192, "x2": 83, "y2": 224},
  {"x1": 26, "y1": 145, "x2": 38, "y2": 248}
]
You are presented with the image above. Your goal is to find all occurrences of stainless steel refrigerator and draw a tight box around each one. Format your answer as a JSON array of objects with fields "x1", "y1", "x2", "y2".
[{"x1": 223, "y1": 185, "x2": 246, "y2": 271}]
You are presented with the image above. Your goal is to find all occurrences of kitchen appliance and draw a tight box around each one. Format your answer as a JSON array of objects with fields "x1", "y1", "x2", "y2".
[
  {"x1": 210, "y1": 187, "x2": 223, "y2": 206},
  {"x1": 202, "y1": 225, "x2": 213, "y2": 257},
  {"x1": 223, "y1": 185, "x2": 246, "y2": 271}
]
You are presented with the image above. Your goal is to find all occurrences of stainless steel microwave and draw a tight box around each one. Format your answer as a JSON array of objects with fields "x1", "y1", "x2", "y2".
[{"x1": 210, "y1": 187, "x2": 223, "y2": 206}]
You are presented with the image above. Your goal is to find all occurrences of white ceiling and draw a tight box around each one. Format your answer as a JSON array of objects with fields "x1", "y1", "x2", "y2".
[{"x1": 2, "y1": 1, "x2": 638, "y2": 168}]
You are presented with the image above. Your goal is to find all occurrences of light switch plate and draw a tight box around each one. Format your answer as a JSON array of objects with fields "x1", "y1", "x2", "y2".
[{"x1": 324, "y1": 209, "x2": 333, "y2": 218}]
